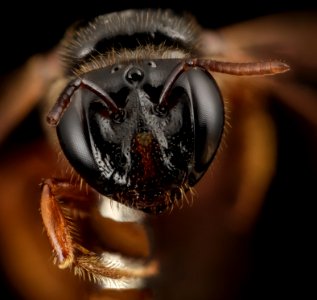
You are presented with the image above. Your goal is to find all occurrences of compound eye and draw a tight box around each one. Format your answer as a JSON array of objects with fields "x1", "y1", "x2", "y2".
[
  {"x1": 56, "y1": 90, "x2": 99, "y2": 181},
  {"x1": 185, "y1": 68, "x2": 224, "y2": 185}
]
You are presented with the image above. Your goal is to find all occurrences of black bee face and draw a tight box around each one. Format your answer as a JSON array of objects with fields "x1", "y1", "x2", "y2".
[{"x1": 49, "y1": 10, "x2": 224, "y2": 214}]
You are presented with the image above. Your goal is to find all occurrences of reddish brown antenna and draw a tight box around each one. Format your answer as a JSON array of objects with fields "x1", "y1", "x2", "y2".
[
  {"x1": 191, "y1": 59, "x2": 290, "y2": 76},
  {"x1": 158, "y1": 58, "x2": 290, "y2": 106}
]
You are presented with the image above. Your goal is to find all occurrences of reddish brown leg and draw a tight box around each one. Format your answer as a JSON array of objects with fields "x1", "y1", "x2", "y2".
[
  {"x1": 40, "y1": 178, "x2": 158, "y2": 285},
  {"x1": 40, "y1": 178, "x2": 93, "y2": 269}
]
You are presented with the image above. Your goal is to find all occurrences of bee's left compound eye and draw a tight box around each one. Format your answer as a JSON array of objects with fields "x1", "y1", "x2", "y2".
[{"x1": 178, "y1": 68, "x2": 224, "y2": 186}]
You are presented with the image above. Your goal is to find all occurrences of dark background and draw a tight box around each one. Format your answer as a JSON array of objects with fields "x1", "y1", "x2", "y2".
[
  {"x1": 0, "y1": 0, "x2": 316, "y2": 74},
  {"x1": 0, "y1": 1, "x2": 316, "y2": 299}
]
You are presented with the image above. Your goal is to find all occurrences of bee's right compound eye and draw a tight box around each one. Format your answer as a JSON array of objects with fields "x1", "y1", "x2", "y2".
[{"x1": 56, "y1": 90, "x2": 99, "y2": 181}]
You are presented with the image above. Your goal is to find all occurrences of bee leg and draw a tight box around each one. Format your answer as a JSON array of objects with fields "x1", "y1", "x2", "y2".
[
  {"x1": 40, "y1": 178, "x2": 80, "y2": 269},
  {"x1": 40, "y1": 178, "x2": 158, "y2": 285}
]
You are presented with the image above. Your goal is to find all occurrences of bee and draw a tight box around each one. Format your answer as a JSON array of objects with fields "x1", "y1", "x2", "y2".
[
  {"x1": 0, "y1": 8, "x2": 315, "y2": 300},
  {"x1": 38, "y1": 7, "x2": 289, "y2": 288}
]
